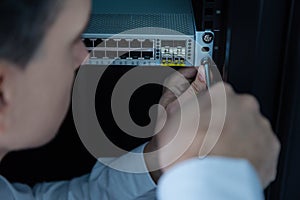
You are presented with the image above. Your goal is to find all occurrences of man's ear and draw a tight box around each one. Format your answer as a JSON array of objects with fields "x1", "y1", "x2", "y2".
[
  {"x1": 0, "y1": 63, "x2": 8, "y2": 133},
  {"x1": 0, "y1": 74, "x2": 5, "y2": 114},
  {"x1": 0, "y1": 66, "x2": 6, "y2": 133},
  {"x1": 0, "y1": 61, "x2": 20, "y2": 133}
]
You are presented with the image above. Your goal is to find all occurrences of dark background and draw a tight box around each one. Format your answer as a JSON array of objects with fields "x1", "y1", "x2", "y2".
[{"x1": 0, "y1": 0, "x2": 299, "y2": 199}]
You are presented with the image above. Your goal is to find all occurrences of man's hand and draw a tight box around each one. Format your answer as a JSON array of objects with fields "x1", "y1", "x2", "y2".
[
  {"x1": 145, "y1": 67, "x2": 208, "y2": 183},
  {"x1": 159, "y1": 67, "x2": 207, "y2": 108},
  {"x1": 145, "y1": 68, "x2": 280, "y2": 188}
]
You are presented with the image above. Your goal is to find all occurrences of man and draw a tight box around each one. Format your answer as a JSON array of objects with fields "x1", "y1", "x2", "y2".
[{"x1": 0, "y1": 0, "x2": 279, "y2": 199}]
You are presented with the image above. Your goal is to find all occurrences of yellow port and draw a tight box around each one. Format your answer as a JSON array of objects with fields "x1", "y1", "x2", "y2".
[{"x1": 161, "y1": 63, "x2": 186, "y2": 67}]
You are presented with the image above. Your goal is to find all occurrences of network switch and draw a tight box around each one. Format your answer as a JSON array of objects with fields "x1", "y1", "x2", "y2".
[{"x1": 82, "y1": 0, "x2": 214, "y2": 67}]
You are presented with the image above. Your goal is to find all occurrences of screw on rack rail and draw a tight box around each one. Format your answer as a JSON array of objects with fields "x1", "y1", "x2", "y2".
[{"x1": 202, "y1": 32, "x2": 214, "y2": 44}]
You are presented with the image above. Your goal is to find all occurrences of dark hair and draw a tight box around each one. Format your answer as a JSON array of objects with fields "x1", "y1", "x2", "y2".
[{"x1": 0, "y1": 0, "x2": 64, "y2": 68}]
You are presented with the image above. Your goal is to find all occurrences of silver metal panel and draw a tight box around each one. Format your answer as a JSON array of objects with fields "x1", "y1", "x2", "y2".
[
  {"x1": 194, "y1": 31, "x2": 214, "y2": 66},
  {"x1": 91, "y1": 0, "x2": 194, "y2": 14},
  {"x1": 84, "y1": 14, "x2": 195, "y2": 36}
]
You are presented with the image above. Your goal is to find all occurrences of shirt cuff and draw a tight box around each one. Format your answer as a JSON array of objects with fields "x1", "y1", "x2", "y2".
[{"x1": 157, "y1": 157, "x2": 264, "y2": 200}]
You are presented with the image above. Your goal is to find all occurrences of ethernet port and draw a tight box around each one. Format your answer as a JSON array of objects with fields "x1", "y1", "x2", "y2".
[
  {"x1": 142, "y1": 39, "x2": 154, "y2": 48},
  {"x1": 174, "y1": 57, "x2": 180, "y2": 63},
  {"x1": 130, "y1": 39, "x2": 141, "y2": 48},
  {"x1": 142, "y1": 51, "x2": 154, "y2": 59},
  {"x1": 180, "y1": 57, "x2": 185, "y2": 63},
  {"x1": 118, "y1": 39, "x2": 129, "y2": 48},
  {"x1": 94, "y1": 39, "x2": 104, "y2": 47},
  {"x1": 94, "y1": 51, "x2": 105, "y2": 58},
  {"x1": 106, "y1": 39, "x2": 117, "y2": 48},
  {"x1": 130, "y1": 51, "x2": 141, "y2": 59},
  {"x1": 119, "y1": 51, "x2": 129, "y2": 59},
  {"x1": 83, "y1": 38, "x2": 93, "y2": 48},
  {"x1": 106, "y1": 51, "x2": 118, "y2": 58},
  {"x1": 166, "y1": 57, "x2": 173, "y2": 63}
]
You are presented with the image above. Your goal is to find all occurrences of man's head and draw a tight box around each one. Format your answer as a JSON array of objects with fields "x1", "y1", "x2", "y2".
[
  {"x1": 0, "y1": 0, "x2": 63, "y2": 67},
  {"x1": 0, "y1": 0, "x2": 91, "y2": 156}
]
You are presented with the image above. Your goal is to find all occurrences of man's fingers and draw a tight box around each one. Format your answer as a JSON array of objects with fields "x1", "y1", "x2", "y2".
[
  {"x1": 159, "y1": 90, "x2": 177, "y2": 108},
  {"x1": 160, "y1": 67, "x2": 198, "y2": 108},
  {"x1": 177, "y1": 67, "x2": 198, "y2": 80},
  {"x1": 160, "y1": 66, "x2": 208, "y2": 111},
  {"x1": 176, "y1": 66, "x2": 207, "y2": 103},
  {"x1": 192, "y1": 66, "x2": 207, "y2": 93}
]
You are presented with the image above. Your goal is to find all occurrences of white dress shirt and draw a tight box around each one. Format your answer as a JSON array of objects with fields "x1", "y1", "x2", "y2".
[
  {"x1": 0, "y1": 145, "x2": 263, "y2": 200},
  {"x1": 157, "y1": 157, "x2": 264, "y2": 200}
]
